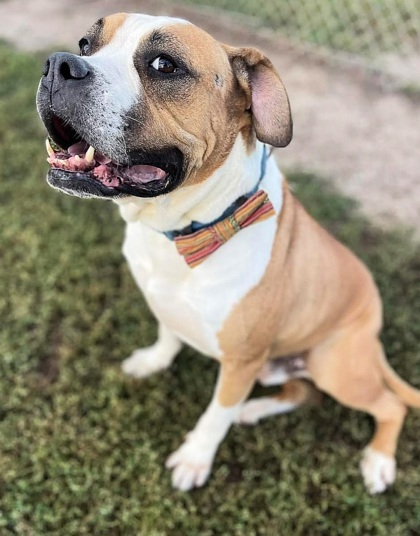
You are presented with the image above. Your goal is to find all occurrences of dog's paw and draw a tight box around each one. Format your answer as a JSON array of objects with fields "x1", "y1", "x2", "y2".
[
  {"x1": 122, "y1": 346, "x2": 171, "y2": 379},
  {"x1": 360, "y1": 447, "x2": 396, "y2": 494},
  {"x1": 236, "y1": 397, "x2": 297, "y2": 425},
  {"x1": 166, "y1": 436, "x2": 214, "y2": 491},
  {"x1": 236, "y1": 399, "x2": 267, "y2": 425}
]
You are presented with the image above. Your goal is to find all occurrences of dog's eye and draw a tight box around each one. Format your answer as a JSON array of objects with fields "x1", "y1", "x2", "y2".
[
  {"x1": 150, "y1": 56, "x2": 178, "y2": 74},
  {"x1": 79, "y1": 38, "x2": 90, "y2": 56}
]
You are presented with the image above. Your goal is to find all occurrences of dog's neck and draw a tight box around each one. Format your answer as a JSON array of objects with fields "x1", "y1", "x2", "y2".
[{"x1": 115, "y1": 138, "x2": 269, "y2": 232}]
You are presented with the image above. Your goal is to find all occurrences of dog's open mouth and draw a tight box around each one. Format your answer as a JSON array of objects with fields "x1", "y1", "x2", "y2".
[
  {"x1": 42, "y1": 115, "x2": 183, "y2": 199},
  {"x1": 47, "y1": 139, "x2": 169, "y2": 189}
]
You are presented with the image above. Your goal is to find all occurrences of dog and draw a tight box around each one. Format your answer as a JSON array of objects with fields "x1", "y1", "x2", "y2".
[{"x1": 36, "y1": 12, "x2": 420, "y2": 494}]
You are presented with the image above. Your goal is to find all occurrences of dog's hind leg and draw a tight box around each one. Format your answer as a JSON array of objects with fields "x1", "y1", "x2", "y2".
[
  {"x1": 307, "y1": 332, "x2": 407, "y2": 494},
  {"x1": 237, "y1": 379, "x2": 320, "y2": 425},
  {"x1": 122, "y1": 322, "x2": 182, "y2": 379}
]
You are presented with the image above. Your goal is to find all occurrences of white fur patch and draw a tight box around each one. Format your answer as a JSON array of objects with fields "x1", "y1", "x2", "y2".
[
  {"x1": 257, "y1": 357, "x2": 309, "y2": 386},
  {"x1": 81, "y1": 15, "x2": 190, "y2": 158},
  {"x1": 360, "y1": 447, "x2": 396, "y2": 494},
  {"x1": 237, "y1": 397, "x2": 298, "y2": 425},
  {"x1": 120, "y1": 140, "x2": 283, "y2": 358},
  {"x1": 166, "y1": 396, "x2": 241, "y2": 490},
  {"x1": 258, "y1": 362, "x2": 291, "y2": 386},
  {"x1": 122, "y1": 323, "x2": 182, "y2": 378}
]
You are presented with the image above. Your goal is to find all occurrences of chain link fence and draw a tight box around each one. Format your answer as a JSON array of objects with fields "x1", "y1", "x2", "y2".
[{"x1": 183, "y1": 0, "x2": 420, "y2": 84}]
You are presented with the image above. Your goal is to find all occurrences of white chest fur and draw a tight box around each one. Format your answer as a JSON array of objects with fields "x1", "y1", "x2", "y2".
[
  {"x1": 119, "y1": 142, "x2": 283, "y2": 358},
  {"x1": 119, "y1": 137, "x2": 282, "y2": 358}
]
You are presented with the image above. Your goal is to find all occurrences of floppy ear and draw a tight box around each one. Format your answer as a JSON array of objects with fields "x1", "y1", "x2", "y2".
[{"x1": 227, "y1": 47, "x2": 293, "y2": 147}]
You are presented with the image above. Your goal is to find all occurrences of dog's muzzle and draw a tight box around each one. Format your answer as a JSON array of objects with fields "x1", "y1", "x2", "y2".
[{"x1": 36, "y1": 52, "x2": 184, "y2": 199}]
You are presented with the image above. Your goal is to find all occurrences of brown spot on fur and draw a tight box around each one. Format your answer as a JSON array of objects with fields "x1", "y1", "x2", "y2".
[{"x1": 102, "y1": 13, "x2": 127, "y2": 45}]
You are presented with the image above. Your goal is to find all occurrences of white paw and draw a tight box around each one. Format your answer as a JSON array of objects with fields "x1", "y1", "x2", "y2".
[
  {"x1": 236, "y1": 399, "x2": 266, "y2": 425},
  {"x1": 122, "y1": 346, "x2": 172, "y2": 379},
  {"x1": 165, "y1": 435, "x2": 214, "y2": 491},
  {"x1": 236, "y1": 397, "x2": 297, "y2": 425},
  {"x1": 360, "y1": 447, "x2": 396, "y2": 494}
]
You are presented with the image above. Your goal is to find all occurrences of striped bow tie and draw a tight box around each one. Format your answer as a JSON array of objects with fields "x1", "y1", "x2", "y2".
[{"x1": 172, "y1": 189, "x2": 275, "y2": 268}]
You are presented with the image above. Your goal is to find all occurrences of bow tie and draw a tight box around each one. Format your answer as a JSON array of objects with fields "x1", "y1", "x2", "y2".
[{"x1": 172, "y1": 189, "x2": 275, "y2": 268}]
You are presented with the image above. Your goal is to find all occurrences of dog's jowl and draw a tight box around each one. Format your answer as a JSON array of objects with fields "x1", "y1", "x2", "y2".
[{"x1": 37, "y1": 12, "x2": 420, "y2": 493}]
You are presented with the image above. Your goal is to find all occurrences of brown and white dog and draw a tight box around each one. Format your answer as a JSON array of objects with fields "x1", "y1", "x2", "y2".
[{"x1": 36, "y1": 13, "x2": 420, "y2": 494}]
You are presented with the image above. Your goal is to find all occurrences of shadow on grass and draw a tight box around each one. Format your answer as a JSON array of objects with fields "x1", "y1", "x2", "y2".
[{"x1": 0, "y1": 43, "x2": 419, "y2": 535}]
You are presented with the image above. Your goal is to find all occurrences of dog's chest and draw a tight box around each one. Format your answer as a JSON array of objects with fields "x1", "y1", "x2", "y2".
[{"x1": 122, "y1": 215, "x2": 278, "y2": 358}]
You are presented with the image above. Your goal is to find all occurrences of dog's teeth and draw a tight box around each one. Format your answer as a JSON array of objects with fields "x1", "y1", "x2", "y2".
[
  {"x1": 85, "y1": 145, "x2": 95, "y2": 163},
  {"x1": 74, "y1": 155, "x2": 81, "y2": 163},
  {"x1": 45, "y1": 138, "x2": 55, "y2": 157}
]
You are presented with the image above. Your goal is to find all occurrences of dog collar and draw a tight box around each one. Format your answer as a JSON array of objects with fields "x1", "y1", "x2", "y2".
[{"x1": 164, "y1": 146, "x2": 276, "y2": 268}]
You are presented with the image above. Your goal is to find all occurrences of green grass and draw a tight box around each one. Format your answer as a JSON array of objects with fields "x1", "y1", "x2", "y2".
[{"x1": 1, "y1": 43, "x2": 420, "y2": 535}]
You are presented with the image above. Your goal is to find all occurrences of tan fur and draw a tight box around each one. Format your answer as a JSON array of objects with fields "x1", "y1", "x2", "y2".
[
  {"x1": 218, "y1": 181, "x2": 418, "y2": 459},
  {"x1": 168, "y1": 25, "x2": 244, "y2": 184},
  {"x1": 126, "y1": 23, "x2": 245, "y2": 187},
  {"x1": 117, "y1": 22, "x2": 291, "y2": 187},
  {"x1": 223, "y1": 45, "x2": 292, "y2": 150},
  {"x1": 377, "y1": 349, "x2": 420, "y2": 407},
  {"x1": 218, "y1": 182, "x2": 379, "y2": 377},
  {"x1": 102, "y1": 13, "x2": 128, "y2": 45}
]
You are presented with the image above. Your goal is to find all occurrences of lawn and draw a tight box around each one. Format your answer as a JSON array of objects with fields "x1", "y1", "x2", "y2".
[{"x1": 0, "y1": 43, "x2": 419, "y2": 535}]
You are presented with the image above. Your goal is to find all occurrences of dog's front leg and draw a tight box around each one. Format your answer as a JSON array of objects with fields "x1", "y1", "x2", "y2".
[
  {"x1": 166, "y1": 355, "x2": 266, "y2": 491},
  {"x1": 122, "y1": 322, "x2": 182, "y2": 379}
]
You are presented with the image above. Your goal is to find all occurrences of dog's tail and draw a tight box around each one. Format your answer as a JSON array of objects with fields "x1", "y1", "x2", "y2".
[{"x1": 378, "y1": 350, "x2": 420, "y2": 408}]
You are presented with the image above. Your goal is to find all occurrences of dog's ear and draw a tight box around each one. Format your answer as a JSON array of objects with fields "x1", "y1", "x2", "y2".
[{"x1": 226, "y1": 46, "x2": 293, "y2": 148}]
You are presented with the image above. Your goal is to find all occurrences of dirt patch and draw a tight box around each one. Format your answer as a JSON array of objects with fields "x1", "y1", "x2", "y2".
[{"x1": 1, "y1": 0, "x2": 419, "y2": 231}]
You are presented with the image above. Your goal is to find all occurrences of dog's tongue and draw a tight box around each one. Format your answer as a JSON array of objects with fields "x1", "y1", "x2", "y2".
[
  {"x1": 122, "y1": 165, "x2": 168, "y2": 183},
  {"x1": 67, "y1": 141, "x2": 167, "y2": 181},
  {"x1": 68, "y1": 141, "x2": 88, "y2": 155}
]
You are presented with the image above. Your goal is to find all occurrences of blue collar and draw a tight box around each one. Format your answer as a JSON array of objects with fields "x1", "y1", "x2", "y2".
[{"x1": 164, "y1": 145, "x2": 269, "y2": 240}]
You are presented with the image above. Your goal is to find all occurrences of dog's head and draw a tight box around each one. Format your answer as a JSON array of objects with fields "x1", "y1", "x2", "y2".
[{"x1": 36, "y1": 13, "x2": 292, "y2": 199}]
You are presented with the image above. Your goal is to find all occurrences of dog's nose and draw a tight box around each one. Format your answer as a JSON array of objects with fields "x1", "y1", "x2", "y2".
[{"x1": 43, "y1": 52, "x2": 90, "y2": 85}]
